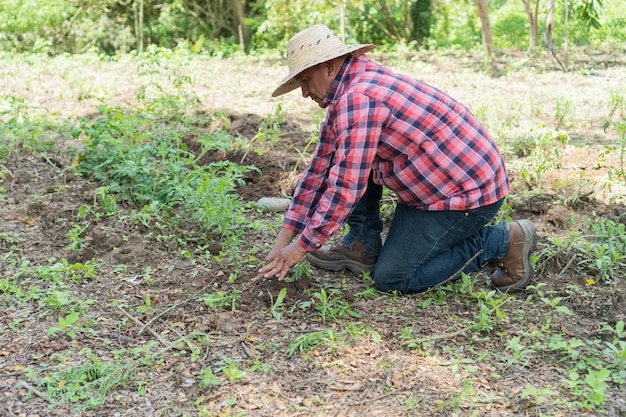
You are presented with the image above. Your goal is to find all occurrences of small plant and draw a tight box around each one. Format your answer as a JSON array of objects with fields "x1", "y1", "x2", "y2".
[
  {"x1": 287, "y1": 329, "x2": 340, "y2": 357},
  {"x1": 554, "y1": 98, "x2": 575, "y2": 130},
  {"x1": 399, "y1": 327, "x2": 430, "y2": 352},
  {"x1": 0, "y1": 231, "x2": 22, "y2": 251},
  {"x1": 288, "y1": 260, "x2": 312, "y2": 282},
  {"x1": 215, "y1": 356, "x2": 246, "y2": 383},
  {"x1": 505, "y1": 336, "x2": 535, "y2": 365},
  {"x1": 37, "y1": 357, "x2": 136, "y2": 411},
  {"x1": 47, "y1": 311, "x2": 80, "y2": 339},
  {"x1": 603, "y1": 90, "x2": 626, "y2": 184},
  {"x1": 201, "y1": 288, "x2": 241, "y2": 312},
  {"x1": 520, "y1": 385, "x2": 559, "y2": 406},
  {"x1": 136, "y1": 295, "x2": 155, "y2": 313},
  {"x1": 93, "y1": 186, "x2": 118, "y2": 216},
  {"x1": 199, "y1": 366, "x2": 220, "y2": 388},
  {"x1": 240, "y1": 104, "x2": 285, "y2": 162},
  {"x1": 548, "y1": 334, "x2": 586, "y2": 362},
  {"x1": 311, "y1": 287, "x2": 360, "y2": 323},
  {"x1": 563, "y1": 369, "x2": 611, "y2": 409},
  {"x1": 269, "y1": 287, "x2": 287, "y2": 320},
  {"x1": 66, "y1": 223, "x2": 88, "y2": 251}
]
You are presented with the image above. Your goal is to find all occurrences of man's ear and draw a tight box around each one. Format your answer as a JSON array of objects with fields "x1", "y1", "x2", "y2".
[{"x1": 325, "y1": 57, "x2": 343, "y2": 77}]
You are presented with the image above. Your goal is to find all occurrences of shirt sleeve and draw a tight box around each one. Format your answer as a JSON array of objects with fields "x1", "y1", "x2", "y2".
[{"x1": 284, "y1": 92, "x2": 390, "y2": 251}]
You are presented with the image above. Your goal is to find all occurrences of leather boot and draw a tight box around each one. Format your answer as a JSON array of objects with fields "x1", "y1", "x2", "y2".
[
  {"x1": 306, "y1": 240, "x2": 378, "y2": 275},
  {"x1": 491, "y1": 220, "x2": 537, "y2": 291}
]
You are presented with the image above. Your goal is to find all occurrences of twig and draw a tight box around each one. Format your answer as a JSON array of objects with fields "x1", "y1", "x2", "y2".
[
  {"x1": 558, "y1": 254, "x2": 577, "y2": 276},
  {"x1": 115, "y1": 305, "x2": 169, "y2": 346},
  {"x1": 137, "y1": 281, "x2": 214, "y2": 336},
  {"x1": 0, "y1": 163, "x2": 13, "y2": 177},
  {"x1": 41, "y1": 154, "x2": 63, "y2": 171},
  {"x1": 153, "y1": 336, "x2": 194, "y2": 357},
  {"x1": 18, "y1": 381, "x2": 52, "y2": 403}
]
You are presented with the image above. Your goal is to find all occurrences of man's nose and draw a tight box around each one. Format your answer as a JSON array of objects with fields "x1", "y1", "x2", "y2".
[{"x1": 300, "y1": 85, "x2": 309, "y2": 99}]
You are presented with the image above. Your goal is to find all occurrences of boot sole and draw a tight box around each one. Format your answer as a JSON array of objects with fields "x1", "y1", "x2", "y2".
[
  {"x1": 496, "y1": 219, "x2": 537, "y2": 291},
  {"x1": 306, "y1": 253, "x2": 376, "y2": 275}
]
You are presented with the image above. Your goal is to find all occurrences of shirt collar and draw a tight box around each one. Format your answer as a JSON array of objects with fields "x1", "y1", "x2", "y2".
[{"x1": 320, "y1": 54, "x2": 369, "y2": 108}]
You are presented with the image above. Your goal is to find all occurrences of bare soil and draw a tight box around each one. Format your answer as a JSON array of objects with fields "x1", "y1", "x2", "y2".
[{"x1": 1, "y1": 49, "x2": 626, "y2": 416}]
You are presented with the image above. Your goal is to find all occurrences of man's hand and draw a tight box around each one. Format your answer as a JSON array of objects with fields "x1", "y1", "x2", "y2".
[{"x1": 256, "y1": 241, "x2": 308, "y2": 281}]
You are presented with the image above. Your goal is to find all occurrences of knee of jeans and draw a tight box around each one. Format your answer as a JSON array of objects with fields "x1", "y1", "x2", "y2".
[{"x1": 373, "y1": 263, "x2": 406, "y2": 293}]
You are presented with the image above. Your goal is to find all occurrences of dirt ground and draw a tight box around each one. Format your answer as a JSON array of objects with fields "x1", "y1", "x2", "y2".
[{"x1": 1, "y1": 49, "x2": 626, "y2": 416}]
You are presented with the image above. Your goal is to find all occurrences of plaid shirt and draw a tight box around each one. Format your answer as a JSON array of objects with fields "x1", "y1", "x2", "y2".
[{"x1": 285, "y1": 55, "x2": 510, "y2": 251}]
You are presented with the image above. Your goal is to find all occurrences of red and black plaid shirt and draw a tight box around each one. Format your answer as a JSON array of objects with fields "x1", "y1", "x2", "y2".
[{"x1": 285, "y1": 55, "x2": 510, "y2": 251}]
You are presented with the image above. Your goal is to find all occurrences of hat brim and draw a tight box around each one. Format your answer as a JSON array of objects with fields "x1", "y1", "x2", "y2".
[{"x1": 271, "y1": 44, "x2": 376, "y2": 97}]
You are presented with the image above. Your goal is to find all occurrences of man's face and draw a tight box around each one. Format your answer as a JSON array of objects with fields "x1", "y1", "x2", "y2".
[{"x1": 296, "y1": 63, "x2": 335, "y2": 107}]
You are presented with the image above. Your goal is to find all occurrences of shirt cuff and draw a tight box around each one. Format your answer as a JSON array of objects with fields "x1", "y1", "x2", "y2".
[{"x1": 298, "y1": 228, "x2": 325, "y2": 252}]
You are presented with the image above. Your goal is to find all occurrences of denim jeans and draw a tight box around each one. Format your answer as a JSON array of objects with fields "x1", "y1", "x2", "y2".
[{"x1": 343, "y1": 178, "x2": 509, "y2": 293}]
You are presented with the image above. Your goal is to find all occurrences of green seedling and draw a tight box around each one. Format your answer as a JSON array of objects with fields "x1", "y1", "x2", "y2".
[
  {"x1": 287, "y1": 329, "x2": 340, "y2": 357},
  {"x1": 269, "y1": 287, "x2": 287, "y2": 320},
  {"x1": 47, "y1": 311, "x2": 80, "y2": 339}
]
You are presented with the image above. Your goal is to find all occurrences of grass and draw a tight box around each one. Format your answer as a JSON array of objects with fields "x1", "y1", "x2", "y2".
[{"x1": 1, "y1": 49, "x2": 626, "y2": 416}]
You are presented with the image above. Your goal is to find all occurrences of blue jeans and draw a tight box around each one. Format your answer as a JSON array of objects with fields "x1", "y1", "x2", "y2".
[{"x1": 343, "y1": 178, "x2": 509, "y2": 293}]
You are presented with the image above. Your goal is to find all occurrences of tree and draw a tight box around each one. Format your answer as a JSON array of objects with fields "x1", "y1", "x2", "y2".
[
  {"x1": 545, "y1": 0, "x2": 555, "y2": 51},
  {"x1": 411, "y1": 0, "x2": 434, "y2": 47},
  {"x1": 474, "y1": 0, "x2": 493, "y2": 54},
  {"x1": 520, "y1": 0, "x2": 540, "y2": 48}
]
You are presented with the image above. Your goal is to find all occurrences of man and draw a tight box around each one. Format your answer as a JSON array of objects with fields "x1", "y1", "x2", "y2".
[{"x1": 257, "y1": 24, "x2": 536, "y2": 294}]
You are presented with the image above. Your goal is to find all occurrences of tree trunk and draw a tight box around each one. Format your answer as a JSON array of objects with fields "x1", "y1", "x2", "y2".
[
  {"x1": 564, "y1": 0, "x2": 569, "y2": 65},
  {"x1": 230, "y1": 0, "x2": 249, "y2": 49},
  {"x1": 545, "y1": 0, "x2": 555, "y2": 50},
  {"x1": 475, "y1": 0, "x2": 493, "y2": 55},
  {"x1": 520, "y1": 0, "x2": 538, "y2": 48}
]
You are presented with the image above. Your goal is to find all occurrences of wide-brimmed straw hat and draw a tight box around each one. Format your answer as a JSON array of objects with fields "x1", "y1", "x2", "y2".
[{"x1": 271, "y1": 24, "x2": 376, "y2": 97}]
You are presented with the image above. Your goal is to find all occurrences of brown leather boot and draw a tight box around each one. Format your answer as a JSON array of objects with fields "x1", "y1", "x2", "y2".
[
  {"x1": 306, "y1": 241, "x2": 378, "y2": 275},
  {"x1": 491, "y1": 220, "x2": 537, "y2": 291}
]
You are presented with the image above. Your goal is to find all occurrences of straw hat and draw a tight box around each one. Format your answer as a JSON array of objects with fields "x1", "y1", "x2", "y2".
[{"x1": 272, "y1": 24, "x2": 376, "y2": 97}]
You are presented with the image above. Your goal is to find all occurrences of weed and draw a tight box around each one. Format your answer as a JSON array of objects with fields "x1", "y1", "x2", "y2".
[
  {"x1": 505, "y1": 335, "x2": 535, "y2": 365},
  {"x1": 36, "y1": 357, "x2": 136, "y2": 411},
  {"x1": 520, "y1": 385, "x2": 559, "y2": 406},
  {"x1": 539, "y1": 215, "x2": 626, "y2": 282},
  {"x1": 399, "y1": 327, "x2": 430, "y2": 353},
  {"x1": 563, "y1": 368, "x2": 611, "y2": 409},
  {"x1": 249, "y1": 358, "x2": 271, "y2": 373},
  {"x1": 66, "y1": 222, "x2": 88, "y2": 251},
  {"x1": 555, "y1": 98, "x2": 575, "y2": 130},
  {"x1": 215, "y1": 356, "x2": 246, "y2": 383},
  {"x1": 201, "y1": 289, "x2": 241, "y2": 312},
  {"x1": 548, "y1": 334, "x2": 586, "y2": 361},
  {"x1": 269, "y1": 287, "x2": 287, "y2": 320},
  {"x1": 136, "y1": 295, "x2": 155, "y2": 314},
  {"x1": 311, "y1": 287, "x2": 361, "y2": 323},
  {"x1": 199, "y1": 366, "x2": 220, "y2": 388},
  {"x1": 0, "y1": 231, "x2": 22, "y2": 251},
  {"x1": 47, "y1": 311, "x2": 81, "y2": 339},
  {"x1": 287, "y1": 329, "x2": 341, "y2": 356},
  {"x1": 603, "y1": 90, "x2": 626, "y2": 184},
  {"x1": 288, "y1": 260, "x2": 312, "y2": 282},
  {"x1": 240, "y1": 104, "x2": 284, "y2": 163},
  {"x1": 93, "y1": 186, "x2": 118, "y2": 216}
]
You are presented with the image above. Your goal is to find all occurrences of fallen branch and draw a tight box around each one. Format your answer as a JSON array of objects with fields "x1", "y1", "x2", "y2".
[
  {"x1": 18, "y1": 381, "x2": 52, "y2": 403},
  {"x1": 558, "y1": 254, "x2": 577, "y2": 276},
  {"x1": 115, "y1": 305, "x2": 169, "y2": 346}
]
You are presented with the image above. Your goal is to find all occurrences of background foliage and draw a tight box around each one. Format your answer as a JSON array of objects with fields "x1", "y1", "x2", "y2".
[{"x1": 0, "y1": 0, "x2": 624, "y2": 55}]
